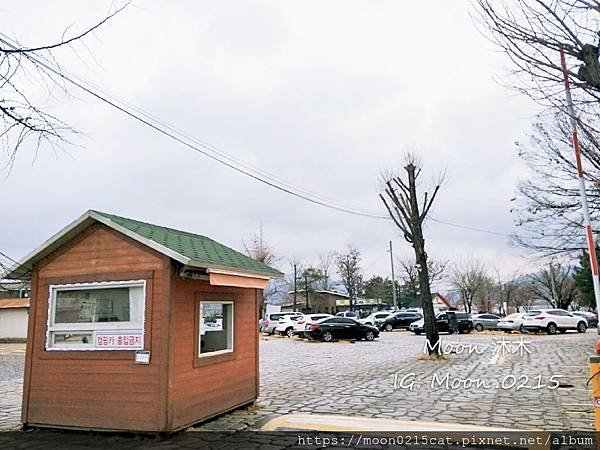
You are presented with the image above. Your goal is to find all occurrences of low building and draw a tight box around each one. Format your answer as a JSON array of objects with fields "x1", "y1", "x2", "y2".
[
  {"x1": 5, "y1": 210, "x2": 280, "y2": 433},
  {"x1": 0, "y1": 280, "x2": 31, "y2": 340},
  {"x1": 0, "y1": 298, "x2": 29, "y2": 339},
  {"x1": 281, "y1": 290, "x2": 349, "y2": 314},
  {"x1": 398, "y1": 293, "x2": 451, "y2": 313},
  {"x1": 335, "y1": 297, "x2": 385, "y2": 315}
]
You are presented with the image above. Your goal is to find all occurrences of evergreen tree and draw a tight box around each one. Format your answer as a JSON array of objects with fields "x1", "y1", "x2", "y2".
[{"x1": 574, "y1": 250, "x2": 596, "y2": 309}]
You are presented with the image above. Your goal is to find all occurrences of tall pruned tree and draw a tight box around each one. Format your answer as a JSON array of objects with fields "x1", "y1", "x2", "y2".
[
  {"x1": 379, "y1": 155, "x2": 442, "y2": 355},
  {"x1": 335, "y1": 246, "x2": 363, "y2": 310}
]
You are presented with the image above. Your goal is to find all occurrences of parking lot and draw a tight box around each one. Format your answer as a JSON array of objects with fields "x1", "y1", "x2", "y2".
[{"x1": 0, "y1": 330, "x2": 596, "y2": 433}]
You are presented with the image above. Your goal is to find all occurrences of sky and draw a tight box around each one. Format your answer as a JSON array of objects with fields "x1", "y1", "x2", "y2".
[{"x1": 1, "y1": 1, "x2": 543, "y2": 289}]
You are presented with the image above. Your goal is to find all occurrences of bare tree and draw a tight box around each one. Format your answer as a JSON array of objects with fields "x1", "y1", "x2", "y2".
[
  {"x1": 528, "y1": 260, "x2": 579, "y2": 309},
  {"x1": 317, "y1": 251, "x2": 337, "y2": 290},
  {"x1": 379, "y1": 155, "x2": 442, "y2": 355},
  {"x1": 396, "y1": 256, "x2": 448, "y2": 299},
  {"x1": 474, "y1": 0, "x2": 600, "y2": 105},
  {"x1": 493, "y1": 269, "x2": 524, "y2": 314},
  {"x1": 0, "y1": 2, "x2": 129, "y2": 172},
  {"x1": 335, "y1": 246, "x2": 363, "y2": 309},
  {"x1": 473, "y1": 1, "x2": 600, "y2": 254},
  {"x1": 512, "y1": 112, "x2": 600, "y2": 254},
  {"x1": 243, "y1": 224, "x2": 281, "y2": 316},
  {"x1": 449, "y1": 259, "x2": 490, "y2": 314}
]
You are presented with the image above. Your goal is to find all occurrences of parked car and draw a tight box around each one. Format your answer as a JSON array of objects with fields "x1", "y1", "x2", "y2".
[
  {"x1": 275, "y1": 314, "x2": 304, "y2": 337},
  {"x1": 522, "y1": 309, "x2": 587, "y2": 334},
  {"x1": 336, "y1": 311, "x2": 359, "y2": 319},
  {"x1": 379, "y1": 311, "x2": 423, "y2": 332},
  {"x1": 294, "y1": 313, "x2": 333, "y2": 337},
  {"x1": 471, "y1": 313, "x2": 501, "y2": 331},
  {"x1": 409, "y1": 312, "x2": 472, "y2": 335},
  {"x1": 307, "y1": 317, "x2": 379, "y2": 342},
  {"x1": 497, "y1": 313, "x2": 526, "y2": 333},
  {"x1": 260, "y1": 312, "x2": 303, "y2": 335},
  {"x1": 359, "y1": 311, "x2": 392, "y2": 327},
  {"x1": 572, "y1": 311, "x2": 598, "y2": 328}
]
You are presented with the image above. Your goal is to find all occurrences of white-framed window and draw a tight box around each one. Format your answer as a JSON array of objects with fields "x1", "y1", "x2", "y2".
[
  {"x1": 46, "y1": 280, "x2": 146, "y2": 351},
  {"x1": 198, "y1": 301, "x2": 233, "y2": 358}
]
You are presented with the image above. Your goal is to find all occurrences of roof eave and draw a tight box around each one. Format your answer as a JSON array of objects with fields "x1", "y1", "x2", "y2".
[
  {"x1": 89, "y1": 211, "x2": 191, "y2": 266},
  {"x1": 4, "y1": 210, "x2": 282, "y2": 281},
  {"x1": 4, "y1": 211, "x2": 96, "y2": 280},
  {"x1": 3, "y1": 210, "x2": 192, "y2": 280},
  {"x1": 189, "y1": 261, "x2": 282, "y2": 279}
]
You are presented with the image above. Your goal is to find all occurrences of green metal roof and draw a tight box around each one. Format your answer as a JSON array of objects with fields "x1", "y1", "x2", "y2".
[{"x1": 91, "y1": 211, "x2": 281, "y2": 277}]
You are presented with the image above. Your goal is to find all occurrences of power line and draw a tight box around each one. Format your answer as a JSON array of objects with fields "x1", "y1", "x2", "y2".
[
  {"x1": 0, "y1": 34, "x2": 522, "y2": 239},
  {"x1": 428, "y1": 217, "x2": 514, "y2": 238},
  {"x1": 0, "y1": 34, "x2": 387, "y2": 220}
]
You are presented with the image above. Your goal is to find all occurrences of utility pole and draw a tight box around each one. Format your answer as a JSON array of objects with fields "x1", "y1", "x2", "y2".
[
  {"x1": 293, "y1": 263, "x2": 297, "y2": 312},
  {"x1": 549, "y1": 260, "x2": 559, "y2": 307},
  {"x1": 560, "y1": 48, "x2": 600, "y2": 325},
  {"x1": 389, "y1": 240, "x2": 398, "y2": 310},
  {"x1": 304, "y1": 272, "x2": 309, "y2": 313}
]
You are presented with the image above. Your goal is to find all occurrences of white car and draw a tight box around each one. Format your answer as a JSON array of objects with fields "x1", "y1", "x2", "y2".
[
  {"x1": 293, "y1": 313, "x2": 333, "y2": 337},
  {"x1": 275, "y1": 314, "x2": 304, "y2": 337},
  {"x1": 497, "y1": 313, "x2": 526, "y2": 333},
  {"x1": 335, "y1": 311, "x2": 359, "y2": 319},
  {"x1": 522, "y1": 308, "x2": 587, "y2": 334},
  {"x1": 261, "y1": 311, "x2": 303, "y2": 334},
  {"x1": 359, "y1": 311, "x2": 392, "y2": 327}
]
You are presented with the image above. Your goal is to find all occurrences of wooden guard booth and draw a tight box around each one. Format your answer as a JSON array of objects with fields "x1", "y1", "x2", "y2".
[{"x1": 5, "y1": 210, "x2": 281, "y2": 432}]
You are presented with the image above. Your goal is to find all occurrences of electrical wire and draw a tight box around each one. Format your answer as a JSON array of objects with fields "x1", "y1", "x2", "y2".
[
  {"x1": 0, "y1": 34, "x2": 388, "y2": 219},
  {"x1": 428, "y1": 217, "x2": 514, "y2": 238},
  {"x1": 0, "y1": 34, "x2": 523, "y2": 238}
]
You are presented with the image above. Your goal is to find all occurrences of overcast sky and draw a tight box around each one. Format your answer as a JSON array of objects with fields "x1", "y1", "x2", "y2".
[{"x1": 1, "y1": 1, "x2": 542, "y2": 287}]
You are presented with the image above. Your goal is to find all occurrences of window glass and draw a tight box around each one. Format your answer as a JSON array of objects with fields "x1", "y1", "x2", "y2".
[
  {"x1": 55, "y1": 288, "x2": 130, "y2": 323},
  {"x1": 199, "y1": 302, "x2": 233, "y2": 357},
  {"x1": 52, "y1": 332, "x2": 93, "y2": 347},
  {"x1": 327, "y1": 318, "x2": 344, "y2": 323},
  {"x1": 47, "y1": 282, "x2": 145, "y2": 351}
]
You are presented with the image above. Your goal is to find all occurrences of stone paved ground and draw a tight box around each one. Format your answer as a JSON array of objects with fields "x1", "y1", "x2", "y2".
[
  {"x1": 0, "y1": 330, "x2": 596, "y2": 434},
  {"x1": 195, "y1": 330, "x2": 597, "y2": 432},
  {"x1": 0, "y1": 348, "x2": 24, "y2": 431}
]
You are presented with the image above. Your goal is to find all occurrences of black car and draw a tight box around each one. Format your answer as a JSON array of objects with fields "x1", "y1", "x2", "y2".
[
  {"x1": 379, "y1": 312, "x2": 423, "y2": 331},
  {"x1": 409, "y1": 312, "x2": 473, "y2": 334},
  {"x1": 572, "y1": 311, "x2": 598, "y2": 327},
  {"x1": 308, "y1": 317, "x2": 379, "y2": 342}
]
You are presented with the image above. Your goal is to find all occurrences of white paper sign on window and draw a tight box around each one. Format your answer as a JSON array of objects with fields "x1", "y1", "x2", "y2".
[{"x1": 95, "y1": 331, "x2": 144, "y2": 349}]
